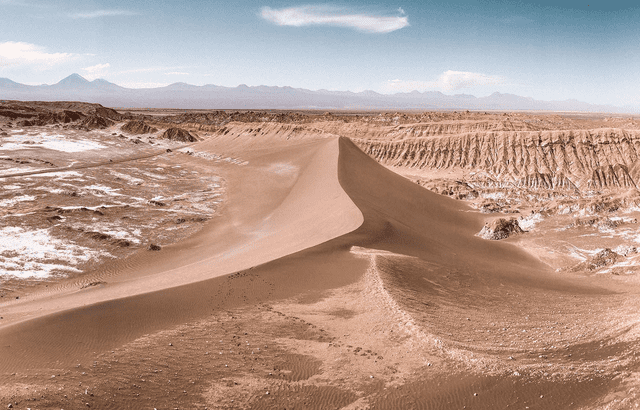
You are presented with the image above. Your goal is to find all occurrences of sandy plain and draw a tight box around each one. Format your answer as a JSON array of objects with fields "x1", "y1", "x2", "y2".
[{"x1": 1, "y1": 102, "x2": 640, "y2": 409}]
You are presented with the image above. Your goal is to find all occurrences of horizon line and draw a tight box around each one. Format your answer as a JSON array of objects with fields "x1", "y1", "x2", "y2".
[{"x1": 0, "y1": 73, "x2": 636, "y2": 110}]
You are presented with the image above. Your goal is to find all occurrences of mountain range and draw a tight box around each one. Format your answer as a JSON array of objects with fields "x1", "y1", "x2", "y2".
[{"x1": 0, "y1": 74, "x2": 636, "y2": 113}]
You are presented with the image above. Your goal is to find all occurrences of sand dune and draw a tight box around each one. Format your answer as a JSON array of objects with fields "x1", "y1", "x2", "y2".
[
  {"x1": 1, "y1": 124, "x2": 639, "y2": 408},
  {"x1": 0, "y1": 136, "x2": 362, "y2": 372},
  {"x1": 207, "y1": 116, "x2": 640, "y2": 190}
]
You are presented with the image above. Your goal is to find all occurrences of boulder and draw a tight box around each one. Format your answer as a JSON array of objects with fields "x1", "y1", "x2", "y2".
[
  {"x1": 478, "y1": 217, "x2": 524, "y2": 240},
  {"x1": 570, "y1": 248, "x2": 620, "y2": 272}
]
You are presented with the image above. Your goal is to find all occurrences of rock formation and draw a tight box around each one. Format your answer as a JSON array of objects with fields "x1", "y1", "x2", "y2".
[
  {"x1": 161, "y1": 127, "x2": 198, "y2": 142},
  {"x1": 121, "y1": 120, "x2": 157, "y2": 135},
  {"x1": 478, "y1": 217, "x2": 524, "y2": 240},
  {"x1": 570, "y1": 248, "x2": 620, "y2": 272}
]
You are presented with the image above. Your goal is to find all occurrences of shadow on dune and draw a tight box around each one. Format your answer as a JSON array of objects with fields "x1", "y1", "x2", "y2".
[
  {"x1": 337, "y1": 136, "x2": 609, "y2": 294},
  {"x1": 335, "y1": 137, "x2": 627, "y2": 408},
  {"x1": 0, "y1": 137, "x2": 362, "y2": 374},
  {"x1": 0, "y1": 137, "x2": 627, "y2": 408}
]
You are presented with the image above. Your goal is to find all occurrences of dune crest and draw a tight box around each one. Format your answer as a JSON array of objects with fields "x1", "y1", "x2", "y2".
[
  {"x1": 0, "y1": 137, "x2": 364, "y2": 324},
  {"x1": 2, "y1": 124, "x2": 638, "y2": 408}
]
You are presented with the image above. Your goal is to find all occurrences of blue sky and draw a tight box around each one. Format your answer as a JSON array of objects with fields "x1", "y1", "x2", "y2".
[{"x1": 1, "y1": 0, "x2": 639, "y2": 106}]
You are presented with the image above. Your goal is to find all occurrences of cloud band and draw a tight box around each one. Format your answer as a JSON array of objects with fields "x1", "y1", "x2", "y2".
[
  {"x1": 0, "y1": 41, "x2": 73, "y2": 67},
  {"x1": 69, "y1": 10, "x2": 137, "y2": 19},
  {"x1": 261, "y1": 5, "x2": 409, "y2": 33}
]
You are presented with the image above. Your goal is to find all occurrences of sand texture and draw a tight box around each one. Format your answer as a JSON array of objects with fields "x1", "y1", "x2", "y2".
[{"x1": 2, "y1": 104, "x2": 640, "y2": 408}]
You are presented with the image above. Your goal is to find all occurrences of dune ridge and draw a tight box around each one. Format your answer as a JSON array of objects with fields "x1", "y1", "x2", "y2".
[
  {"x1": 0, "y1": 135, "x2": 598, "y2": 361},
  {"x1": 2, "y1": 132, "x2": 635, "y2": 409},
  {"x1": 352, "y1": 246, "x2": 446, "y2": 352},
  {"x1": 0, "y1": 136, "x2": 364, "y2": 374}
]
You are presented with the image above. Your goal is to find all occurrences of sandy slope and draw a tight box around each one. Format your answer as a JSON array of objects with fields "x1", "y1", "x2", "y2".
[
  {"x1": 337, "y1": 137, "x2": 608, "y2": 293},
  {"x1": 0, "y1": 136, "x2": 361, "y2": 371},
  {"x1": 1, "y1": 133, "x2": 637, "y2": 408}
]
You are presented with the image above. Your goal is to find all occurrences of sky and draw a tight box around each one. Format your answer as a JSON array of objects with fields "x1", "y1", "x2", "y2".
[{"x1": 1, "y1": 0, "x2": 639, "y2": 107}]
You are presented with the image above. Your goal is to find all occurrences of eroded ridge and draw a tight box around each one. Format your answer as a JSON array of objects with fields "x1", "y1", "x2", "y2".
[{"x1": 353, "y1": 129, "x2": 640, "y2": 190}]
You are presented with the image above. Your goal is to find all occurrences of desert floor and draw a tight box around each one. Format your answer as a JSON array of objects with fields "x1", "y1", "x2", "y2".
[{"x1": 1, "y1": 103, "x2": 640, "y2": 409}]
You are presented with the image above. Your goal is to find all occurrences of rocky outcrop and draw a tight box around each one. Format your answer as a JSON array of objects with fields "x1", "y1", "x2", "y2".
[
  {"x1": 161, "y1": 127, "x2": 198, "y2": 142},
  {"x1": 15, "y1": 110, "x2": 86, "y2": 126},
  {"x1": 477, "y1": 218, "x2": 524, "y2": 240},
  {"x1": 92, "y1": 105, "x2": 123, "y2": 121},
  {"x1": 570, "y1": 249, "x2": 620, "y2": 272},
  {"x1": 0, "y1": 101, "x2": 121, "y2": 129},
  {"x1": 121, "y1": 120, "x2": 157, "y2": 135},
  {"x1": 77, "y1": 115, "x2": 114, "y2": 129}
]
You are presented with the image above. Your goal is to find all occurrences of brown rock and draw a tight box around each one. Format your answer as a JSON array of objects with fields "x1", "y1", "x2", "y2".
[
  {"x1": 570, "y1": 248, "x2": 620, "y2": 272},
  {"x1": 478, "y1": 218, "x2": 524, "y2": 240},
  {"x1": 161, "y1": 127, "x2": 198, "y2": 142},
  {"x1": 78, "y1": 115, "x2": 114, "y2": 129},
  {"x1": 121, "y1": 120, "x2": 158, "y2": 135}
]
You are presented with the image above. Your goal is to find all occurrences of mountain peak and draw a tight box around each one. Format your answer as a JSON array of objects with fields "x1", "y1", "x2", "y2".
[
  {"x1": 62, "y1": 73, "x2": 88, "y2": 81},
  {"x1": 0, "y1": 74, "x2": 634, "y2": 112},
  {"x1": 55, "y1": 73, "x2": 90, "y2": 88}
]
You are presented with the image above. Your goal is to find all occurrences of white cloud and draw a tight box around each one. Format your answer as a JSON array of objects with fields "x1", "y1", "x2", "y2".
[
  {"x1": 83, "y1": 63, "x2": 110, "y2": 73},
  {"x1": 69, "y1": 9, "x2": 137, "y2": 19},
  {"x1": 387, "y1": 70, "x2": 504, "y2": 92},
  {"x1": 165, "y1": 71, "x2": 189, "y2": 75},
  {"x1": 0, "y1": 41, "x2": 74, "y2": 68},
  {"x1": 82, "y1": 63, "x2": 110, "y2": 80},
  {"x1": 260, "y1": 5, "x2": 409, "y2": 33}
]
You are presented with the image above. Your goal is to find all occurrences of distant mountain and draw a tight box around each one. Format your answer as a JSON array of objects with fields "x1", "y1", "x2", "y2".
[
  {"x1": 0, "y1": 78, "x2": 29, "y2": 90},
  {"x1": 0, "y1": 73, "x2": 636, "y2": 113},
  {"x1": 52, "y1": 73, "x2": 90, "y2": 88}
]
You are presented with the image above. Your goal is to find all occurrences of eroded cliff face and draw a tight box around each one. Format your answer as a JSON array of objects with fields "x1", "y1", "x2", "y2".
[
  {"x1": 211, "y1": 118, "x2": 640, "y2": 191},
  {"x1": 353, "y1": 128, "x2": 640, "y2": 191}
]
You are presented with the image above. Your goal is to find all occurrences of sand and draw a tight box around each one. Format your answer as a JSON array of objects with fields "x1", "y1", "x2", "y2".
[{"x1": 2, "y1": 107, "x2": 640, "y2": 408}]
